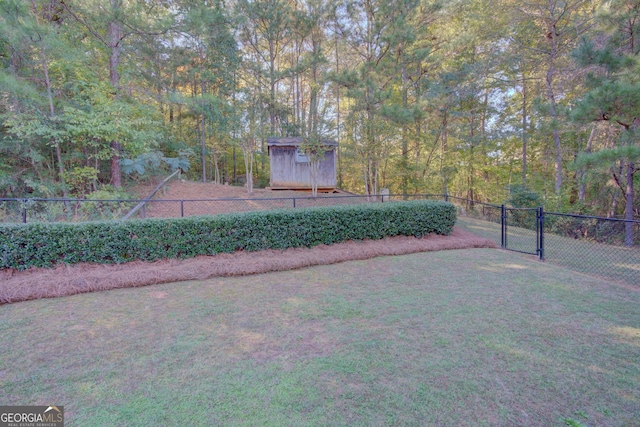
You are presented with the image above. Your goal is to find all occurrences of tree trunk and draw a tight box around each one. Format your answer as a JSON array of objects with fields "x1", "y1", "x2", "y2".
[
  {"x1": 244, "y1": 146, "x2": 253, "y2": 195},
  {"x1": 269, "y1": 40, "x2": 277, "y2": 134},
  {"x1": 373, "y1": 159, "x2": 378, "y2": 199},
  {"x1": 212, "y1": 149, "x2": 220, "y2": 184},
  {"x1": 610, "y1": 161, "x2": 624, "y2": 217},
  {"x1": 468, "y1": 136, "x2": 474, "y2": 205},
  {"x1": 521, "y1": 72, "x2": 528, "y2": 184},
  {"x1": 32, "y1": 0, "x2": 68, "y2": 197},
  {"x1": 624, "y1": 161, "x2": 635, "y2": 246},
  {"x1": 9, "y1": 47, "x2": 22, "y2": 114},
  {"x1": 362, "y1": 162, "x2": 369, "y2": 197},
  {"x1": 201, "y1": 113, "x2": 207, "y2": 182},
  {"x1": 545, "y1": 23, "x2": 562, "y2": 194},
  {"x1": 401, "y1": 56, "x2": 409, "y2": 196},
  {"x1": 440, "y1": 111, "x2": 448, "y2": 196},
  {"x1": 109, "y1": 16, "x2": 123, "y2": 188},
  {"x1": 335, "y1": 21, "x2": 342, "y2": 188},
  {"x1": 309, "y1": 158, "x2": 320, "y2": 197},
  {"x1": 578, "y1": 125, "x2": 596, "y2": 202}
]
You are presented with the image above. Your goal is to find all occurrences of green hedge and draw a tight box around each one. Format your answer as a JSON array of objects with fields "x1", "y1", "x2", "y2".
[{"x1": 0, "y1": 200, "x2": 456, "y2": 270}]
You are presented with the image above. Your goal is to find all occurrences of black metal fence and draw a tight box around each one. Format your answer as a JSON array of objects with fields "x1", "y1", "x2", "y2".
[
  {"x1": 0, "y1": 194, "x2": 401, "y2": 223},
  {"x1": 1, "y1": 193, "x2": 638, "y2": 286},
  {"x1": 542, "y1": 212, "x2": 640, "y2": 286},
  {"x1": 445, "y1": 196, "x2": 639, "y2": 287}
]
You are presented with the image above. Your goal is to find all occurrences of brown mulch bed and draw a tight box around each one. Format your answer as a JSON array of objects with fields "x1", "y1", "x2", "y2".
[{"x1": 0, "y1": 228, "x2": 496, "y2": 305}]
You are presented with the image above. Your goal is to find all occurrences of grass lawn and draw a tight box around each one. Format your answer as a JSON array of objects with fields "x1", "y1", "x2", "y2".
[{"x1": 1, "y1": 248, "x2": 639, "y2": 426}]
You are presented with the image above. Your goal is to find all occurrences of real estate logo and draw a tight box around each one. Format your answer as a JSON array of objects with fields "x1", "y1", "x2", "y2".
[{"x1": 0, "y1": 406, "x2": 63, "y2": 427}]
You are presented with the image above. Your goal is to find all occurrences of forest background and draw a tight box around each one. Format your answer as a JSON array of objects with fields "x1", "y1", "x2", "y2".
[{"x1": 1, "y1": 0, "x2": 639, "y2": 222}]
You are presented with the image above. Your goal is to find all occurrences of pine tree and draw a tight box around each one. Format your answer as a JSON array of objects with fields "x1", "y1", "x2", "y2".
[{"x1": 572, "y1": 0, "x2": 640, "y2": 245}]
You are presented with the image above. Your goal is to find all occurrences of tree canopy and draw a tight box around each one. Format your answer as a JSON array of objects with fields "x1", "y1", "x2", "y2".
[{"x1": 0, "y1": 0, "x2": 637, "y2": 223}]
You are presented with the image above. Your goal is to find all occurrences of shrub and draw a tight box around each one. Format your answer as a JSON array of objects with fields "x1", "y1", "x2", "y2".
[
  {"x1": 0, "y1": 200, "x2": 456, "y2": 270},
  {"x1": 78, "y1": 187, "x2": 135, "y2": 221},
  {"x1": 507, "y1": 185, "x2": 541, "y2": 208},
  {"x1": 507, "y1": 185, "x2": 541, "y2": 229}
]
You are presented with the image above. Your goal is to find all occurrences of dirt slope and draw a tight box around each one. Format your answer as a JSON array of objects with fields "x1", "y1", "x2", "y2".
[
  {"x1": 133, "y1": 180, "x2": 350, "y2": 218},
  {"x1": 135, "y1": 179, "x2": 347, "y2": 200}
]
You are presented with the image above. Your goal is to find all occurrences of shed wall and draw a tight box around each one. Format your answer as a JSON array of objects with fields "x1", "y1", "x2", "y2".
[{"x1": 269, "y1": 147, "x2": 336, "y2": 189}]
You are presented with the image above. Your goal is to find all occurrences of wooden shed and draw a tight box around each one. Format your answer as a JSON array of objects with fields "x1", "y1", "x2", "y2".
[{"x1": 267, "y1": 137, "x2": 338, "y2": 191}]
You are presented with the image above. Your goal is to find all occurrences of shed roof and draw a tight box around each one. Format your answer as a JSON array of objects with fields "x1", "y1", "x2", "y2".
[{"x1": 267, "y1": 137, "x2": 338, "y2": 147}]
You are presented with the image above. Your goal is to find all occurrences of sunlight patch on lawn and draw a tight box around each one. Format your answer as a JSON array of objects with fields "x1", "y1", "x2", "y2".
[
  {"x1": 466, "y1": 224, "x2": 497, "y2": 233},
  {"x1": 494, "y1": 344, "x2": 546, "y2": 364},
  {"x1": 617, "y1": 389, "x2": 640, "y2": 404},
  {"x1": 609, "y1": 326, "x2": 640, "y2": 348},
  {"x1": 478, "y1": 263, "x2": 529, "y2": 273},
  {"x1": 284, "y1": 297, "x2": 306, "y2": 306},
  {"x1": 587, "y1": 364, "x2": 613, "y2": 375},
  {"x1": 235, "y1": 330, "x2": 265, "y2": 353}
]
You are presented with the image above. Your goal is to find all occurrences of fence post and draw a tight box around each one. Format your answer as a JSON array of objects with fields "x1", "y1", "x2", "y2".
[
  {"x1": 380, "y1": 188, "x2": 389, "y2": 202},
  {"x1": 293, "y1": 198, "x2": 296, "y2": 208},
  {"x1": 180, "y1": 200, "x2": 184, "y2": 218},
  {"x1": 141, "y1": 204, "x2": 146, "y2": 219},
  {"x1": 444, "y1": 193, "x2": 449, "y2": 202},
  {"x1": 501, "y1": 204, "x2": 506, "y2": 249},
  {"x1": 22, "y1": 199, "x2": 27, "y2": 224},
  {"x1": 538, "y1": 206, "x2": 545, "y2": 261}
]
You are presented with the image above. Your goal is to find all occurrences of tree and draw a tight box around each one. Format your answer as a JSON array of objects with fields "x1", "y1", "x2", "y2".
[
  {"x1": 61, "y1": 0, "x2": 172, "y2": 187},
  {"x1": 293, "y1": 0, "x2": 334, "y2": 197},
  {"x1": 509, "y1": 0, "x2": 595, "y2": 195},
  {"x1": 178, "y1": 0, "x2": 238, "y2": 183},
  {"x1": 0, "y1": 0, "x2": 78, "y2": 196},
  {"x1": 237, "y1": 0, "x2": 293, "y2": 177},
  {"x1": 572, "y1": 0, "x2": 640, "y2": 245},
  {"x1": 334, "y1": 0, "x2": 415, "y2": 197}
]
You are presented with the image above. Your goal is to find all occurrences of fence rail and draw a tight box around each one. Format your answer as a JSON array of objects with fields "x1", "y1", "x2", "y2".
[
  {"x1": 0, "y1": 193, "x2": 400, "y2": 223},
  {"x1": 1, "y1": 193, "x2": 638, "y2": 286}
]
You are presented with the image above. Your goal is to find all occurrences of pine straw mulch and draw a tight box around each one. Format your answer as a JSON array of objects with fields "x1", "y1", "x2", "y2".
[{"x1": 0, "y1": 228, "x2": 496, "y2": 305}]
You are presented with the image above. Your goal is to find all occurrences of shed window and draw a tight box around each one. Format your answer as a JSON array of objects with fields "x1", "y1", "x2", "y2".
[{"x1": 295, "y1": 147, "x2": 309, "y2": 163}]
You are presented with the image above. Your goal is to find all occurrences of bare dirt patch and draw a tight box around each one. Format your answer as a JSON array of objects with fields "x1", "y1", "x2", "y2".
[
  {"x1": 161, "y1": 181, "x2": 315, "y2": 199},
  {"x1": 131, "y1": 180, "x2": 359, "y2": 218},
  {"x1": 0, "y1": 228, "x2": 495, "y2": 304}
]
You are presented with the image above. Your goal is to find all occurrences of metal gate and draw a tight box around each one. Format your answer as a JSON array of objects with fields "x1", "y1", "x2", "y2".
[{"x1": 502, "y1": 206, "x2": 544, "y2": 260}]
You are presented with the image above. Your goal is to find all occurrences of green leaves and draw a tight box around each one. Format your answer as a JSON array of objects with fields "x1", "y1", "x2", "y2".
[
  {"x1": 60, "y1": 166, "x2": 99, "y2": 197},
  {"x1": 62, "y1": 89, "x2": 162, "y2": 157},
  {"x1": 122, "y1": 149, "x2": 194, "y2": 176},
  {"x1": 574, "y1": 145, "x2": 640, "y2": 170},
  {"x1": 0, "y1": 200, "x2": 456, "y2": 270}
]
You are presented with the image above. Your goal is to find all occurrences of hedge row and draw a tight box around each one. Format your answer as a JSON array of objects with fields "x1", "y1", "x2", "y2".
[{"x1": 0, "y1": 200, "x2": 456, "y2": 270}]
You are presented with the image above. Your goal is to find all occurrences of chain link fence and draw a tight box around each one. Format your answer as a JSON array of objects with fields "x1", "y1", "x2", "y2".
[
  {"x1": 449, "y1": 197, "x2": 639, "y2": 287},
  {"x1": 503, "y1": 208, "x2": 541, "y2": 256},
  {"x1": 446, "y1": 196, "x2": 503, "y2": 248},
  {"x1": 543, "y1": 213, "x2": 640, "y2": 286},
  {"x1": 1, "y1": 192, "x2": 638, "y2": 287},
  {"x1": 0, "y1": 198, "x2": 138, "y2": 223},
  {"x1": 0, "y1": 193, "x2": 442, "y2": 224}
]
